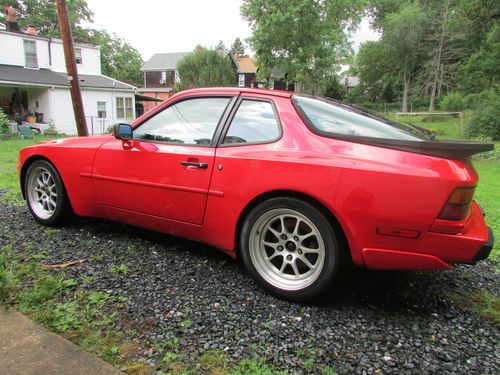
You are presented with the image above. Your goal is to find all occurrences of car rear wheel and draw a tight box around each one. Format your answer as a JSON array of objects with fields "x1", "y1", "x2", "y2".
[
  {"x1": 240, "y1": 197, "x2": 342, "y2": 301},
  {"x1": 25, "y1": 160, "x2": 71, "y2": 226}
]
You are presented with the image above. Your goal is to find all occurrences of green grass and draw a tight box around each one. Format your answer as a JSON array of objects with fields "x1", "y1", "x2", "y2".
[
  {"x1": 450, "y1": 291, "x2": 500, "y2": 327},
  {"x1": 0, "y1": 135, "x2": 65, "y2": 203},
  {"x1": 474, "y1": 161, "x2": 500, "y2": 258},
  {"x1": 388, "y1": 112, "x2": 467, "y2": 140}
]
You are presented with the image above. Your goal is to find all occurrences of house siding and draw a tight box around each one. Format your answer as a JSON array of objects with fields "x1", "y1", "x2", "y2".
[
  {"x1": 0, "y1": 31, "x2": 101, "y2": 75},
  {"x1": 50, "y1": 41, "x2": 101, "y2": 75},
  {"x1": 0, "y1": 32, "x2": 50, "y2": 68},
  {"x1": 50, "y1": 88, "x2": 135, "y2": 135}
]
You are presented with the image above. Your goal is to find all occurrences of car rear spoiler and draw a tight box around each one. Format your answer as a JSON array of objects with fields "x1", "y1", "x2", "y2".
[{"x1": 355, "y1": 137, "x2": 495, "y2": 160}]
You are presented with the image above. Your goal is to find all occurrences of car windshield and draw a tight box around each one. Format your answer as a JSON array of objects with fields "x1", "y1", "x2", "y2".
[{"x1": 292, "y1": 95, "x2": 433, "y2": 141}]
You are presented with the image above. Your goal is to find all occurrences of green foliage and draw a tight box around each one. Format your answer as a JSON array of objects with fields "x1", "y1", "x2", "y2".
[
  {"x1": 230, "y1": 37, "x2": 247, "y2": 57},
  {"x1": 38, "y1": 301, "x2": 81, "y2": 332},
  {"x1": 242, "y1": 0, "x2": 367, "y2": 94},
  {"x1": 0, "y1": 108, "x2": 9, "y2": 136},
  {"x1": 110, "y1": 263, "x2": 129, "y2": 275},
  {"x1": 81, "y1": 30, "x2": 144, "y2": 85},
  {"x1": 0, "y1": 246, "x2": 17, "y2": 301},
  {"x1": 451, "y1": 291, "x2": 500, "y2": 326},
  {"x1": 354, "y1": 40, "x2": 399, "y2": 102},
  {"x1": 17, "y1": 274, "x2": 63, "y2": 311},
  {"x1": 467, "y1": 91, "x2": 500, "y2": 140},
  {"x1": 322, "y1": 77, "x2": 345, "y2": 100},
  {"x1": 439, "y1": 92, "x2": 467, "y2": 111},
  {"x1": 176, "y1": 47, "x2": 236, "y2": 90},
  {"x1": 476, "y1": 144, "x2": 500, "y2": 162},
  {"x1": 215, "y1": 40, "x2": 227, "y2": 51},
  {"x1": 359, "y1": 0, "x2": 499, "y2": 107},
  {"x1": 458, "y1": 23, "x2": 500, "y2": 94},
  {"x1": 0, "y1": 0, "x2": 93, "y2": 38},
  {"x1": 231, "y1": 356, "x2": 284, "y2": 375}
]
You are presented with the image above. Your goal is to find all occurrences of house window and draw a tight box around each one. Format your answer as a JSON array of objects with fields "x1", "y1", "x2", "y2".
[
  {"x1": 116, "y1": 97, "x2": 133, "y2": 119},
  {"x1": 23, "y1": 40, "x2": 38, "y2": 68},
  {"x1": 97, "y1": 102, "x2": 106, "y2": 118},
  {"x1": 238, "y1": 74, "x2": 245, "y2": 87},
  {"x1": 75, "y1": 48, "x2": 82, "y2": 64}
]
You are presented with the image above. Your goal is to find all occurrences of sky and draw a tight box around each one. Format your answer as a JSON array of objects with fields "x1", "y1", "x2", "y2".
[{"x1": 84, "y1": 0, "x2": 380, "y2": 61}]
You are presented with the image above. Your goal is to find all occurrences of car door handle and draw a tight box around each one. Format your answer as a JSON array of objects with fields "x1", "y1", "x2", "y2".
[{"x1": 181, "y1": 161, "x2": 208, "y2": 169}]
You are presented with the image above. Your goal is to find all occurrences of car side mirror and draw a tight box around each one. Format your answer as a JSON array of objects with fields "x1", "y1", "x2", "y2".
[{"x1": 114, "y1": 123, "x2": 133, "y2": 140}]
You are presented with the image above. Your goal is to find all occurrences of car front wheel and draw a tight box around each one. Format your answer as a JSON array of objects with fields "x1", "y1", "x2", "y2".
[
  {"x1": 25, "y1": 160, "x2": 71, "y2": 226},
  {"x1": 240, "y1": 197, "x2": 342, "y2": 301}
]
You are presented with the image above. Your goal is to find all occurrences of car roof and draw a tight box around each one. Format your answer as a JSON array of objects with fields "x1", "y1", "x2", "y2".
[{"x1": 173, "y1": 87, "x2": 294, "y2": 99}]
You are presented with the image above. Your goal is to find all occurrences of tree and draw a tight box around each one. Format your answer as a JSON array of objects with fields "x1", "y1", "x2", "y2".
[
  {"x1": 215, "y1": 40, "x2": 227, "y2": 52},
  {"x1": 176, "y1": 47, "x2": 236, "y2": 90},
  {"x1": 382, "y1": 2, "x2": 425, "y2": 112},
  {"x1": 354, "y1": 40, "x2": 398, "y2": 102},
  {"x1": 0, "y1": 0, "x2": 93, "y2": 38},
  {"x1": 230, "y1": 37, "x2": 246, "y2": 57},
  {"x1": 82, "y1": 30, "x2": 144, "y2": 85},
  {"x1": 241, "y1": 0, "x2": 366, "y2": 94},
  {"x1": 458, "y1": 24, "x2": 499, "y2": 94}
]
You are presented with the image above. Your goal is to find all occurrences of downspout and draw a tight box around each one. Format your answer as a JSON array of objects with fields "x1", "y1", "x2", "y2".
[{"x1": 48, "y1": 38, "x2": 52, "y2": 67}]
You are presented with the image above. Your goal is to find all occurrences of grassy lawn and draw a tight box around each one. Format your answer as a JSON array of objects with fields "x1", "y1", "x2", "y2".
[
  {"x1": 0, "y1": 136, "x2": 64, "y2": 203},
  {"x1": 474, "y1": 161, "x2": 499, "y2": 258},
  {"x1": 388, "y1": 112, "x2": 467, "y2": 140}
]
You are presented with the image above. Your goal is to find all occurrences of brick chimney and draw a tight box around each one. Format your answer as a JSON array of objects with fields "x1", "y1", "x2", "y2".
[{"x1": 26, "y1": 25, "x2": 38, "y2": 35}]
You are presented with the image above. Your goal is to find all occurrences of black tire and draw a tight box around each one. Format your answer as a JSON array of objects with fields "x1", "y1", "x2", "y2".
[
  {"x1": 24, "y1": 159, "x2": 72, "y2": 226},
  {"x1": 240, "y1": 197, "x2": 343, "y2": 301}
]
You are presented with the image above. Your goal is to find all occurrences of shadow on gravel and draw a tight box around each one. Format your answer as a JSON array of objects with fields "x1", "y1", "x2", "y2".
[{"x1": 69, "y1": 216, "x2": 468, "y2": 316}]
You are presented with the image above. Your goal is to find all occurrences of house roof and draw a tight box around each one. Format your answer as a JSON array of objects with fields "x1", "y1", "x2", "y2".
[
  {"x1": 228, "y1": 54, "x2": 258, "y2": 74},
  {"x1": 141, "y1": 52, "x2": 191, "y2": 71},
  {"x1": 236, "y1": 57, "x2": 257, "y2": 74},
  {"x1": 0, "y1": 64, "x2": 135, "y2": 90},
  {"x1": 0, "y1": 29, "x2": 100, "y2": 49}
]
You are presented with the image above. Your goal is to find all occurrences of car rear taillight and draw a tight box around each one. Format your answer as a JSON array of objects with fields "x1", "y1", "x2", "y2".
[{"x1": 438, "y1": 187, "x2": 475, "y2": 221}]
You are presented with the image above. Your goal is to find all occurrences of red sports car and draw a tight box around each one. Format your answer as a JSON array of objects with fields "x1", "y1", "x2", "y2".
[{"x1": 18, "y1": 88, "x2": 494, "y2": 301}]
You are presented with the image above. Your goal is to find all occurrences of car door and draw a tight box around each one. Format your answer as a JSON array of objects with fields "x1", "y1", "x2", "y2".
[{"x1": 92, "y1": 96, "x2": 234, "y2": 225}]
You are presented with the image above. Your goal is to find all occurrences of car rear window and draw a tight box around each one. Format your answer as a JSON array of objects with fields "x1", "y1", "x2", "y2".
[{"x1": 292, "y1": 95, "x2": 429, "y2": 141}]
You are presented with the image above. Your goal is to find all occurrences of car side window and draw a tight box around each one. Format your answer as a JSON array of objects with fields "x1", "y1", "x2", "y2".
[
  {"x1": 133, "y1": 97, "x2": 231, "y2": 145},
  {"x1": 223, "y1": 100, "x2": 280, "y2": 144}
]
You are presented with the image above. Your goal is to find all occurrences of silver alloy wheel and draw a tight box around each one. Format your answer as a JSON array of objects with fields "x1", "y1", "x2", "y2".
[
  {"x1": 249, "y1": 208, "x2": 326, "y2": 291},
  {"x1": 27, "y1": 166, "x2": 58, "y2": 220}
]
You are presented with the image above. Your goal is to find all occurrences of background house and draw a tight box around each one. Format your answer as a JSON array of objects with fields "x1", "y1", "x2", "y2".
[
  {"x1": 139, "y1": 52, "x2": 190, "y2": 112},
  {"x1": 229, "y1": 54, "x2": 257, "y2": 88},
  {"x1": 0, "y1": 29, "x2": 136, "y2": 135},
  {"x1": 344, "y1": 76, "x2": 360, "y2": 93}
]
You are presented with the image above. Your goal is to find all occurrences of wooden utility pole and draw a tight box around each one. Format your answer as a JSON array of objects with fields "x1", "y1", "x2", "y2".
[{"x1": 55, "y1": 0, "x2": 88, "y2": 136}]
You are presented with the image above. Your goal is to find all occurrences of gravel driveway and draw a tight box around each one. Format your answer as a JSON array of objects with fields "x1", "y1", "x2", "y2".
[{"x1": 2, "y1": 198, "x2": 499, "y2": 374}]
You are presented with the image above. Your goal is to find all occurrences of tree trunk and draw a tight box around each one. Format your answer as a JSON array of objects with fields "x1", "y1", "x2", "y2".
[
  {"x1": 429, "y1": 0, "x2": 449, "y2": 112},
  {"x1": 402, "y1": 58, "x2": 410, "y2": 113}
]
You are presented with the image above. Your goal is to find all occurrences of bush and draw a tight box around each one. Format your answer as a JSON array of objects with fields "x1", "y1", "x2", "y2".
[
  {"x1": 439, "y1": 92, "x2": 467, "y2": 111},
  {"x1": 466, "y1": 90, "x2": 498, "y2": 110},
  {"x1": 467, "y1": 91, "x2": 500, "y2": 140},
  {"x1": 0, "y1": 108, "x2": 9, "y2": 137}
]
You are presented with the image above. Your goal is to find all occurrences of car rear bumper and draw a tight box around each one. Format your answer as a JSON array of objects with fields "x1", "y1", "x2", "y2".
[
  {"x1": 473, "y1": 226, "x2": 494, "y2": 261},
  {"x1": 361, "y1": 203, "x2": 494, "y2": 270}
]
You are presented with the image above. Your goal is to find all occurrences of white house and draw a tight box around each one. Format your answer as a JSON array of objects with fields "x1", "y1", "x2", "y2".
[{"x1": 0, "y1": 29, "x2": 137, "y2": 135}]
